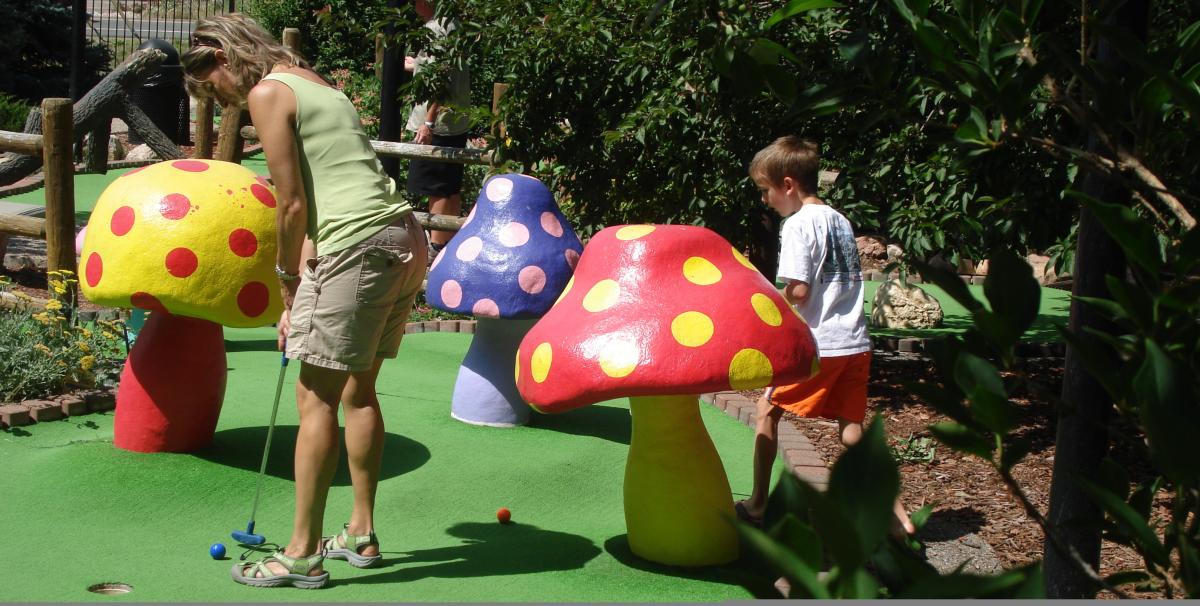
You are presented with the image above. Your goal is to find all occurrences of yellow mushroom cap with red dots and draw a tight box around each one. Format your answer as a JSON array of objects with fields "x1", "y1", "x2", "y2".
[
  {"x1": 79, "y1": 160, "x2": 283, "y2": 327},
  {"x1": 515, "y1": 224, "x2": 819, "y2": 411}
]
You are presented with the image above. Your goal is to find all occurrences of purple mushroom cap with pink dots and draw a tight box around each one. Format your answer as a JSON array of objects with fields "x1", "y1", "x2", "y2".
[{"x1": 426, "y1": 174, "x2": 583, "y2": 319}]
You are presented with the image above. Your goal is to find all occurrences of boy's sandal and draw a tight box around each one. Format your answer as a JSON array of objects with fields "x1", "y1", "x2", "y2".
[
  {"x1": 734, "y1": 500, "x2": 763, "y2": 529},
  {"x1": 231, "y1": 550, "x2": 329, "y2": 589},
  {"x1": 322, "y1": 523, "x2": 382, "y2": 568}
]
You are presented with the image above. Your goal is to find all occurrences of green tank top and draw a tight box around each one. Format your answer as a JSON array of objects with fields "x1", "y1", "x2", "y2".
[{"x1": 262, "y1": 72, "x2": 412, "y2": 256}]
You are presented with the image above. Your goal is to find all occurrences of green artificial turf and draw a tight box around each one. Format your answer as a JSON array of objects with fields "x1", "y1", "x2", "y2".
[{"x1": 0, "y1": 329, "x2": 781, "y2": 602}]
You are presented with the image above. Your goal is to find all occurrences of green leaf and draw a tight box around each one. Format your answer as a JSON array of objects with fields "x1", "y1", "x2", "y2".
[
  {"x1": 1076, "y1": 476, "x2": 1170, "y2": 567},
  {"x1": 953, "y1": 353, "x2": 1017, "y2": 434},
  {"x1": 983, "y1": 250, "x2": 1041, "y2": 341},
  {"x1": 735, "y1": 523, "x2": 831, "y2": 598},
  {"x1": 765, "y1": 0, "x2": 843, "y2": 29},
  {"x1": 1134, "y1": 340, "x2": 1200, "y2": 482},
  {"x1": 1071, "y1": 191, "x2": 1163, "y2": 276},
  {"x1": 1104, "y1": 569, "x2": 1151, "y2": 587},
  {"x1": 827, "y1": 418, "x2": 900, "y2": 566},
  {"x1": 773, "y1": 514, "x2": 823, "y2": 572},
  {"x1": 1096, "y1": 458, "x2": 1131, "y2": 501},
  {"x1": 1072, "y1": 295, "x2": 1130, "y2": 323},
  {"x1": 1128, "y1": 477, "x2": 1163, "y2": 520},
  {"x1": 1174, "y1": 224, "x2": 1200, "y2": 274},
  {"x1": 836, "y1": 567, "x2": 881, "y2": 598},
  {"x1": 1104, "y1": 275, "x2": 1154, "y2": 332},
  {"x1": 898, "y1": 565, "x2": 1044, "y2": 597},
  {"x1": 928, "y1": 422, "x2": 995, "y2": 460},
  {"x1": 1057, "y1": 327, "x2": 1124, "y2": 398}
]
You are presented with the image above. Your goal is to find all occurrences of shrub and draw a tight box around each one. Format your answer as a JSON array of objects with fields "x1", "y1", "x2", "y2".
[
  {"x1": 329, "y1": 68, "x2": 382, "y2": 138},
  {"x1": 245, "y1": 0, "x2": 387, "y2": 73},
  {"x1": 0, "y1": 93, "x2": 31, "y2": 132},
  {"x1": 0, "y1": 0, "x2": 111, "y2": 102},
  {"x1": 0, "y1": 272, "x2": 125, "y2": 402}
]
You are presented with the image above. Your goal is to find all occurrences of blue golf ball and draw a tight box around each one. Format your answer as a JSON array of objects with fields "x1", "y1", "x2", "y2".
[{"x1": 210, "y1": 543, "x2": 226, "y2": 559}]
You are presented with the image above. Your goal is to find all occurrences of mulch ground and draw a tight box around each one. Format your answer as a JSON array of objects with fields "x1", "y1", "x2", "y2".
[{"x1": 746, "y1": 351, "x2": 1175, "y2": 598}]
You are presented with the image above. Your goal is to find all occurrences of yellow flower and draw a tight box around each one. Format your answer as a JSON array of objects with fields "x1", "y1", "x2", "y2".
[
  {"x1": 44, "y1": 300, "x2": 63, "y2": 311},
  {"x1": 81, "y1": 328, "x2": 93, "y2": 338},
  {"x1": 102, "y1": 331, "x2": 117, "y2": 339},
  {"x1": 80, "y1": 355, "x2": 96, "y2": 371},
  {"x1": 13, "y1": 291, "x2": 31, "y2": 301},
  {"x1": 34, "y1": 343, "x2": 51, "y2": 355},
  {"x1": 52, "y1": 283, "x2": 67, "y2": 295},
  {"x1": 77, "y1": 341, "x2": 91, "y2": 353}
]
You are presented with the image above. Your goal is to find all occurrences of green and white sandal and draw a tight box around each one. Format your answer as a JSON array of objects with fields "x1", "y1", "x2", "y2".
[
  {"x1": 322, "y1": 524, "x2": 382, "y2": 568},
  {"x1": 231, "y1": 550, "x2": 329, "y2": 589}
]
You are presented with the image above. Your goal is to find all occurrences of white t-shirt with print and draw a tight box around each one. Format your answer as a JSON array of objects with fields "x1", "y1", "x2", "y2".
[{"x1": 776, "y1": 203, "x2": 870, "y2": 357}]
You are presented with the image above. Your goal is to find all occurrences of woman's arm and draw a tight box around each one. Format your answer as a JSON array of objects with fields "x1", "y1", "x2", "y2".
[{"x1": 247, "y1": 80, "x2": 307, "y2": 310}]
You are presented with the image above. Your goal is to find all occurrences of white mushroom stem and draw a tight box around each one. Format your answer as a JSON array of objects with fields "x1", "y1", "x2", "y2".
[{"x1": 624, "y1": 394, "x2": 738, "y2": 566}]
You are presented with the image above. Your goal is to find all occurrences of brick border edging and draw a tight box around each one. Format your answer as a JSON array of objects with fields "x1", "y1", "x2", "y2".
[
  {"x1": 0, "y1": 318, "x2": 478, "y2": 429},
  {"x1": 701, "y1": 391, "x2": 830, "y2": 490}
]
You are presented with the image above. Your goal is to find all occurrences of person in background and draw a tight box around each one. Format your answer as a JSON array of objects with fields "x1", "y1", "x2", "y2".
[{"x1": 404, "y1": 0, "x2": 472, "y2": 261}]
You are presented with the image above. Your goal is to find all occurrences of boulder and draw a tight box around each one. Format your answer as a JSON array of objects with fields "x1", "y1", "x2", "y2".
[
  {"x1": 856, "y1": 235, "x2": 888, "y2": 270},
  {"x1": 886, "y1": 243, "x2": 905, "y2": 265},
  {"x1": 871, "y1": 279, "x2": 944, "y2": 329},
  {"x1": 125, "y1": 144, "x2": 158, "y2": 162}
]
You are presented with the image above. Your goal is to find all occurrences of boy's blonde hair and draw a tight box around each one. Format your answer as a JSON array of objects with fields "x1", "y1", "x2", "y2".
[
  {"x1": 181, "y1": 13, "x2": 308, "y2": 102},
  {"x1": 749, "y1": 136, "x2": 820, "y2": 194}
]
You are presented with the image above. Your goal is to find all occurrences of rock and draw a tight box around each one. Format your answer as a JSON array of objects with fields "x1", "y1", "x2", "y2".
[
  {"x1": 109, "y1": 135, "x2": 126, "y2": 161},
  {"x1": 856, "y1": 235, "x2": 888, "y2": 270},
  {"x1": 886, "y1": 243, "x2": 904, "y2": 264},
  {"x1": 871, "y1": 279, "x2": 944, "y2": 329},
  {"x1": 124, "y1": 144, "x2": 158, "y2": 162}
]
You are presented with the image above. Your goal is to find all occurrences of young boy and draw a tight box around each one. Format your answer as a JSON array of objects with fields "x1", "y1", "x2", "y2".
[{"x1": 737, "y1": 136, "x2": 913, "y2": 537}]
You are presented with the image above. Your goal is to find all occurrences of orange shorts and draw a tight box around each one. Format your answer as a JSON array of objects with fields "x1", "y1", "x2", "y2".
[{"x1": 768, "y1": 351, "x2": 871, "y2": 423}]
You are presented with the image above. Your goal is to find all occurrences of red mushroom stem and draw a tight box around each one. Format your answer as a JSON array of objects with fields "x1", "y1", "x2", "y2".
[
  {"x1": 624, "y1": 394, "x2": 738, "y2": 566},
  {"x1": 113, "y1": 311, "x2": 227, "y2": 452}
]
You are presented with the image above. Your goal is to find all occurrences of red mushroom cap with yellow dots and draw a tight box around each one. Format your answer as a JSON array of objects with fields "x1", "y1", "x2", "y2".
[
  {"x1": 515, "y1": 224, "x2": 820, "y2": 412},
  {"x1": 79, "y1": 160, "x2": 283, "y2": 327}
]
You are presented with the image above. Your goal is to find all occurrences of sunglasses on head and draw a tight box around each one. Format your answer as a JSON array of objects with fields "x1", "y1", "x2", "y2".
[{"x1": 190, "y1": 34, "x2": 221, "y2": 48}]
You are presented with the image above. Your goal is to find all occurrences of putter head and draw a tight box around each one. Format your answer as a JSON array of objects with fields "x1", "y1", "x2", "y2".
[
  {"x1": 232, "y1": 521, "x2": 265, "y2": 545},
  {"x1": 232, "y1": 530, "x2": 266, "y2": 545}
]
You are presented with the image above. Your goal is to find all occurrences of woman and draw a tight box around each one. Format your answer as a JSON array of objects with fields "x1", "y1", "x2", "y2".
[{"x1": 183, "y1": 13, "x2": 427, "y2": 589}]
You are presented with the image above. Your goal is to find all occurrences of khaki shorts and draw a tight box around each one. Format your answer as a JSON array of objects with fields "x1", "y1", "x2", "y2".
[{"x1": 286, "y1": 213, "x2": 428, "y2": 372}]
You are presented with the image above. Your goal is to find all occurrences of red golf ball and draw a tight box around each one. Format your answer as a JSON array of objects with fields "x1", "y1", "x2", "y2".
[{"x1": 497, "y1": 507, "x2": 512, "y2": 524}]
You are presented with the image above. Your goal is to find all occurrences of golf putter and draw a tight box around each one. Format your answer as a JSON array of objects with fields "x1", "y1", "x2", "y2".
[{"x1": 232, "y1": 350, "x2": 290, "y2": 546}]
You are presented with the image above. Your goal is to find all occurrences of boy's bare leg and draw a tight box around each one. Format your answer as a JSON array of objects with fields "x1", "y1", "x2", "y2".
[
  {"x1": 743, "y1": 394, "x2": 785, "y2": 520},
  {"x1": 837, "y1": 418, "x2": 915, "y2": 537}
]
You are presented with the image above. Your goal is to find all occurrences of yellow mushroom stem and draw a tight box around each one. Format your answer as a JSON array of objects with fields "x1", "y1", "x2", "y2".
[{"x1": 624, "y1": 394, "x2": 739, "y2": 567}]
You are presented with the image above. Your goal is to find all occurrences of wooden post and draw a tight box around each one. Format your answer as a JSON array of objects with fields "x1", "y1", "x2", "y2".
[
  {"x1": 492, "y1": 83, "x2": 509, "y2": 139},
  {"x1": 282, "y1": 27, "x2": 301, "y2": 52},
  {"x1": 41, "y1": 98, "x2": 77, "y2": 276},
  {"x1": 215, "y1": 104, "x2": 245, "y2": 163},
  {"x1": 194, "y1": 96, "x2": 214, "y2": 159}
]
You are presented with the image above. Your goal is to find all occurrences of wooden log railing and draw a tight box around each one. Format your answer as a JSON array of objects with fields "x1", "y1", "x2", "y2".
[
  {"x1": 238, "y1": 125, "x2": 495, "y2": 166},
  {"x1": 0, "y1": 98, "x2": 77, "y2": 275}
]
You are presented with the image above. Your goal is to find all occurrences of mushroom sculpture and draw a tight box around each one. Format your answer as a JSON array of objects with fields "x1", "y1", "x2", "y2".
[
  {"x1": 80, "y1": 159, "x2": 283, "y2": 453},
  {"x1": 426, "y1": 174, "x2": 583, "y2": 426},
  {"x1": 515, "y1": 224, "x2": 819, "y2": 566}
]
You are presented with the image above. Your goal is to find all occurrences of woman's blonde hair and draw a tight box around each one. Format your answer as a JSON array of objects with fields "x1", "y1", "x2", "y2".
[{"x1": 181, "y1": 13, "x2": 308, "y2": 102}]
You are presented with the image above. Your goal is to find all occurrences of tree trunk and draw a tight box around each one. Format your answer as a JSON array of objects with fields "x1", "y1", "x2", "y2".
[
  {"x1": 1043, "y1": 0, "x2": 1147, "y2": 597},
  {"x1": 0, "y1": 49, "x2": 166, "y2": 185},
  {"x1": 119, "y1": 98, "x2": 186, "y2": 161}
]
